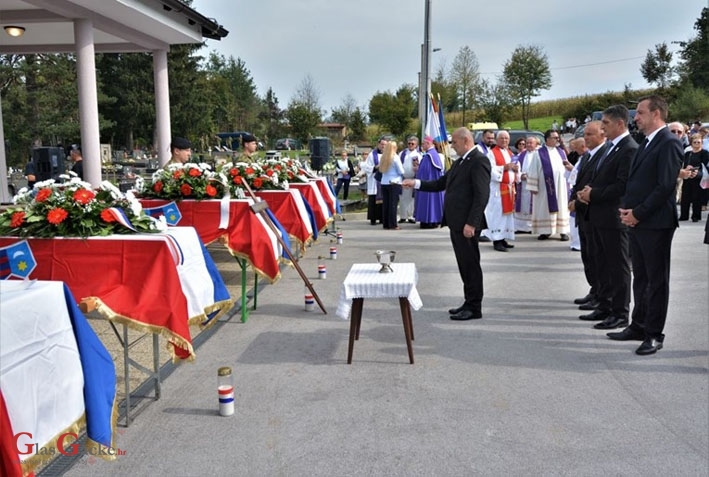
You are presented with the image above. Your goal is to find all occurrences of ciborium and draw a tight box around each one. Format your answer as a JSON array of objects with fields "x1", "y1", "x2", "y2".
[{"x1": 374, "y1": 250, "x2": 396, "y2": 273}]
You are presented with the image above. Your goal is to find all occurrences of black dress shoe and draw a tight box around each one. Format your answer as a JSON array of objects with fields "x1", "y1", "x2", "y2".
[
  {"x1": 578, "y1": 300, "x2": 599, "y2": 311},
  {"x1": 579, "y1": 309, "x2": 608, "y2": 321},
  {"x1": 450, "y1": 309, "x2": 482, "y2": 320},
  {"x1": 502, "y1": 240, "x2": 514, "y2": 248},
  {"x1": 493, "y1": 242, "x2": 508, "y2": 252},
  {"x1": 636, "y1": 338, "x2": 663, "y2": 355},
  {"x1": 479, "y1": 236, "x2": 491, "y2": 242},
  {"x1": 448, "y1": 304, "x2": 466, "y2": 315},
  {"x1": 398, "y1": 218, "x2": 406, "y2": 224},
  {"x1": 593, "y1": 316, "x2": 629, "y2": 330},
  {"x1": 573, "y1": 293, "x2": 594, "y2": 305},
  {"x1": 407, "y1": 218, "x2": 416, "y2": 224},
  {"x1": 606, "y1": 327, "x2": 644, "y2": 341},
  {"x1": 559, "y1": 234, "x2": 569, "y2": 241}
]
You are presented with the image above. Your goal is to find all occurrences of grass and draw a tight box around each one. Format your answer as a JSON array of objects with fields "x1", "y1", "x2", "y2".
[{"x1": 503, "y1": 115, "x2": 564, "y2": 132}]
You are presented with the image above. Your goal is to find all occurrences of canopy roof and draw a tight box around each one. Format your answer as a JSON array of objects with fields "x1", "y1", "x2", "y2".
[{"x1": 0, "y1": 0, "x2": 228, "y2": 54}]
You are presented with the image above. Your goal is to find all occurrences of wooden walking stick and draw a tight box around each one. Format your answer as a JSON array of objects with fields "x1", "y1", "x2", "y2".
[{"x1": 240, "y1": 180, "x2": 327, "y2": 314}]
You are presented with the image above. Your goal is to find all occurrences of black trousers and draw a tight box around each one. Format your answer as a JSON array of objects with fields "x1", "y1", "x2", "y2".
[
  {"x1": 335, "y1": 178, "x2": 351, "y2": 200},
  {"x1": 592, "y1": 226, "x2": 631, "y2": 318},
  {"x1": 627, "y1": 227, "x2": 675, "y2": 339},
  {"x1": 449, "y1": 229, "x2": 483, "y2": 312},
  {"x1": 381, "y1": 184, "x2": 401, "y2": 229},
  {"x1": 679, "y1": 179, "x2": 703, "y2": 221},
  {"x1": 577, "y1": 218, "x2": 597, "y2": 296},
  {"x1": 367, "y1": 195, "x2": 382, "y2": 225}
]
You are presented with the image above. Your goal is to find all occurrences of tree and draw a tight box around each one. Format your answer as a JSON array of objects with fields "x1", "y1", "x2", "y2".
[
  {"x1": 670, "y1": 84, "x2": 709, "y2": 122},
  {"x1": 477, "y1": 78, "x2": 514, "y2": 127},
  {"x1": 204, "y1": 53, "x2": 259, "y2": 132},
  {"x1": 368, "y1": 85, "x2": 417, "y2": 137},
  {"x1": 503, "y1": 44, "x2": 552, "y2": 130},
  {"x1": 676, "y1": 7, "x2": 709, "y2": 91},
  {"x1": 285, "y1": 74, "x2": 322, "y2": 143},
  {"x1": 432, "y1": 59, "x2": 458, "y2": 113},
  {"x1": 330, "y1": 94, "x2": 358, "y2": 125},
  {"x1": 449, "y1": 46, "x2": 481, "y2": 124},
  {"x1": 640, "y1": 42, "x2": 675, "y2": 91},
  {"x1": 348, "y1": 107, "x2": 368, "y2": 142},
  {"x1": 258, "y1": 87, "x2": 284, "y2": 147}
]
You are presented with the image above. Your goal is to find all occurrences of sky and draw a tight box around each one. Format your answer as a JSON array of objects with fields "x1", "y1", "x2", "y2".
[{"x1": 190, "y1": 0, "x2": 707, "y2": 116}]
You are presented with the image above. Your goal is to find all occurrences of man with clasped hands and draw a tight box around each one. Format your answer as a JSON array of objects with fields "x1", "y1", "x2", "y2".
[{"x1": 403, "y1": 127, "x2": 491, "y2": 320}]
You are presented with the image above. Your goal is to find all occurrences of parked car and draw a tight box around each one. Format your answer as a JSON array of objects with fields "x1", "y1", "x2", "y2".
[
  {"x1": 275, "y1": 138, "x2": 302, "y2": 150},
  {"x1": 473, "y1": 129, "x2": 545, "y2": 154}
]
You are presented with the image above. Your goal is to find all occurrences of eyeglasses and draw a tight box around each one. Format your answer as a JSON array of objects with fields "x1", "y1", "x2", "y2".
[
  {"x1": 408, "y1": 142, "x2": 416, "y2": 145},
  {"x1": 670, "y1": 129, "x2": 683, "y2": 135}
]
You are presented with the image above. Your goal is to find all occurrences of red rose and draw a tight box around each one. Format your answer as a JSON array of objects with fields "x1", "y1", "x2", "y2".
[
  {"x1": 36, "y1": 188, "x2": 51, "y2": 202},
  {"x1": 253, "y1": 177, "x2": 263, "y2": 189},
  {"x1": 172, "y1": 170, "x2": 184, "y2": 179},
  {"x1": 229, "y1": 168, "x2": 239, "y2": 177},
  {"x1": 287, "y1": 171, "x2": 294, "y2": 179},
  {"x1": 188, "y1": 168, "x2": 201, "y2": 177},
  {"x1": 153, "y1": 181, "x2": 164, "y2": 193},
  {"x1": 245, "y1": 167, "x2": 254, "y2": 175},
  {"x1": 10, "y1": 211, "x2": 25, "y2": 228},
  {"x1": 265, "y1": 169, "x2": 274, "y2": 177},
  {"x1": 206, "y1": 184, "x2": 217, "y2": 197},
  {"x1": 180, "y1": 183, "x2": 193, "y2": 196},
  {"x1": 47, "y1": 207, "x2": 69, "y2": 225},
  {"x1": 73, "y1": 188, "x2": 95, "y2": 205},
  {"x1": 233, "y1": 176, "x2": 243, "y2": 185},
  {"x1": 275, "y1": 165, "x2": 282, "y2": 171},
  {"x1": 100, "y1": 209, "x2": 117, "y2": 223}
]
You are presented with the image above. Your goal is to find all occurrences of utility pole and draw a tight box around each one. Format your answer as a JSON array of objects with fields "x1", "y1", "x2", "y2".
[{"x1": 419, "y1": 0, "x2": 432, "y2": 140}]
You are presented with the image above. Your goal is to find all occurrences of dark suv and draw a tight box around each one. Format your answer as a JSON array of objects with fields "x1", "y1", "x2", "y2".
[{"x1": 275, "y1": 138, "x2": 302, "y2": 150}]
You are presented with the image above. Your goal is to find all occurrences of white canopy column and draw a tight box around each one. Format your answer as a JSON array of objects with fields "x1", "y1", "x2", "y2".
[
  {"x1": 0, "y1": 94, "x2": 9, "y2": 203},
  {"x1": 74, "y1": 18, "x2": 101, "y2": 187},
  {"x1": 153, "y1": 49, "x2": 171, "y2": 166}
]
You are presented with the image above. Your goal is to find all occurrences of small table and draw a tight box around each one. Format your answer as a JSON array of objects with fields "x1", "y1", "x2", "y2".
[{"x1": 336, "y1": 263, "x2": 423, "y2": 364}]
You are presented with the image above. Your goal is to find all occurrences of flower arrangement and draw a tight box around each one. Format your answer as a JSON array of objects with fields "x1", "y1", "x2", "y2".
[
  {"x1": 140, "y1": 162, "x2": 227, "y2": 200},
  {"x1": 0, "y1": 176, "x2": 163, "y2": 238},
  {"x1": 219, "y1": 158, "x2": 307, "y2": 195}
]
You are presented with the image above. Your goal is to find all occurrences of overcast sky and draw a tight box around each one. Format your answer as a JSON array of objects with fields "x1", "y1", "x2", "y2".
[{"x1": 191, "y1": 0, "x2": 706, "y2": 115}]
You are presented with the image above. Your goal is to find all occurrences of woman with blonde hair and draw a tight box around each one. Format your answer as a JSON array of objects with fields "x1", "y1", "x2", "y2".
[{"x1": 378, "y1": 140, "x2": 405, "y2": 229}]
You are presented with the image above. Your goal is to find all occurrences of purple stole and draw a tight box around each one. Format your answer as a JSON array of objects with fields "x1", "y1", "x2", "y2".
[
  {"x1": 537, "y1": 147, "x2": 566, "y2": 213},
  {"x1": 514, "y1": 151, "x2": 527, "y2": 212},
  {"x1": 477, "y1": 142, "x2": 489, "y2": 155}
]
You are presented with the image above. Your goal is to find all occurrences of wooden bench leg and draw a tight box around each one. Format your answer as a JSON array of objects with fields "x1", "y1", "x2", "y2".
[
  {"x1": 398, "y1": 297, "x2": 415, "y2": 364},
  {"x1": 347, "y1": 298, "x2": 364, "y2": 364}
]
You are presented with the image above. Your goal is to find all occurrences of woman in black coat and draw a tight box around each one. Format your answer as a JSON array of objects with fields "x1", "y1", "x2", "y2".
[{"x1": 679, "y1": 134, "x2": 709, "y2": 222}]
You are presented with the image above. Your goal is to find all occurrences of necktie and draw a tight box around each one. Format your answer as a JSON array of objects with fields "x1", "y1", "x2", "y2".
[{"x1": 595, "y1": 141, "x2": 613, "y2": 170}]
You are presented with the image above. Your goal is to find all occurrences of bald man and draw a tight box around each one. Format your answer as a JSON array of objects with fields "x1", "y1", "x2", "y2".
[{"x1": 481, "y1": 130, "x2": 518, "y2": 251}]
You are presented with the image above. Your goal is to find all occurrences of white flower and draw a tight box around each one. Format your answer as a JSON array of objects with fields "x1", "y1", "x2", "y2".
[{"x1": 100, "y1": 180, "x2": 123, "y2": 199}]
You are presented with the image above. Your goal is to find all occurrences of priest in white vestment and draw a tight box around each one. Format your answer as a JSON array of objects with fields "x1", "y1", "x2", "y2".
[
  {"x1": 513, "y1": 136, "x2": 539, "y2": 233},
  {"x1": 526, "y1": 130, "x2": 570, "y2": 240},
  {"x1": 482, "y1": 130, "x2": 518, "y2": 251}
]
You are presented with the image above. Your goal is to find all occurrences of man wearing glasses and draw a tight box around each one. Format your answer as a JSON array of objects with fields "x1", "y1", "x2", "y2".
[
  {"x1": 398, "y1": 136, "x2": 421, "y2": 224},
  {"x1": 526, "y1": 130, "x2": 571, "y2": 241},
  {"x1": 668, "y1": 121, "x2": 689, "y2": 149}
]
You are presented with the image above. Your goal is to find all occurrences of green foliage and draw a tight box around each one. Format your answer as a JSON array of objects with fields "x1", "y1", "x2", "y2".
[
  {"x1": 368, "y1": 85, "x2": 416, "y2": 138},
  {"x1": 670, "y1": 85, "x2": 709, "y2": 122},
  {"x1": 503, "y1": 45, "x2": 552, "y2": 129},
  {"x1": 450, "y1": 46, "x2": 482, "y2": 124},
  {"x1": 285, "y1": 101, "x2": 321, "y2": 144},
  {"x1": 640, "y1": 42, "x2": 675, "y2": 91},
  {"x1": 258, "y1": 87, "x2": 285, "y2": 147},
  {"x1": 676, "y1": 7, "x2": 709, "y2": 91},
  {"x1": 349, "y1": 107, "x2": 368, "y2": 142}
]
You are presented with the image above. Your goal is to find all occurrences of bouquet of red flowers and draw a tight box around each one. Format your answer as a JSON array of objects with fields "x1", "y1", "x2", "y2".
[
  {"x1": 0, "y1": 177, "x2": 161, "y2": 238},
  {"x1": 141, "y1": 162, "x2": 226, "y2": 200}
]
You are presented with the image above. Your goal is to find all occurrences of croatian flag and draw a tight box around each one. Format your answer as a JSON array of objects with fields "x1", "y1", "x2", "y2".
[
  {"x1": 0, "y1": 241, "x2": 36, "y2": 279},
  {"x1": 103, "y1": 207, "x2": 137, "y2": 231}
]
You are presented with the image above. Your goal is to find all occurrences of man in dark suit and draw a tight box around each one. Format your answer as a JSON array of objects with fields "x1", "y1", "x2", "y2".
[
  {"x1": 608, "y1": 96, "x2": 683, "y2": 355},
  {"x1": 569, "y1": 121, "x2": 607, "y2": 317},
  {"x1": 577, "y1": 105, "x2": 637, "y2": 331},
  {"x1": 403, "y1": 127, "x2": 491, "y2": 320}
]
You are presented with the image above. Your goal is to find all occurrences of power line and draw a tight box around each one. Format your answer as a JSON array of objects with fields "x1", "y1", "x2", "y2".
[{"x1": 479, "y1": 55, "x2": 645, "y2": 76}]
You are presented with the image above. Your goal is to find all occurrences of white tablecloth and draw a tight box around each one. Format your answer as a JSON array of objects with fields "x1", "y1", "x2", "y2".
[{"x1": 335, "y1": 263, "x2": 423, "y2": 319}]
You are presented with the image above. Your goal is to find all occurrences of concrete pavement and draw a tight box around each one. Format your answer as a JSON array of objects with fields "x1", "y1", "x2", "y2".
[{"x1": 60, "y1": 211, "x2": 708, "y2": 477}]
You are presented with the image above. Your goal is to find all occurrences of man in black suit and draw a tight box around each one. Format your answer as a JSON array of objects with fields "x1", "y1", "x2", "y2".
[
  {"x1": 608, "y1": 96, "x2": 683, "y2": 355},
  {"x1": 569, "y1": 121, "x2": 607, "y2": 317},
  {"x1": 577, "y1": 105, "x2": 637, "y2": 331},
  {"x1": 403, "y1": 127, "x2": 491, "y2": 320}
]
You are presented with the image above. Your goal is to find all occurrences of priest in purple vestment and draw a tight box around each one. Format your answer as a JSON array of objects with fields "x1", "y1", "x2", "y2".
[{"x1": 414, "y1": 136, "x2": 445, "y2": 228}]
